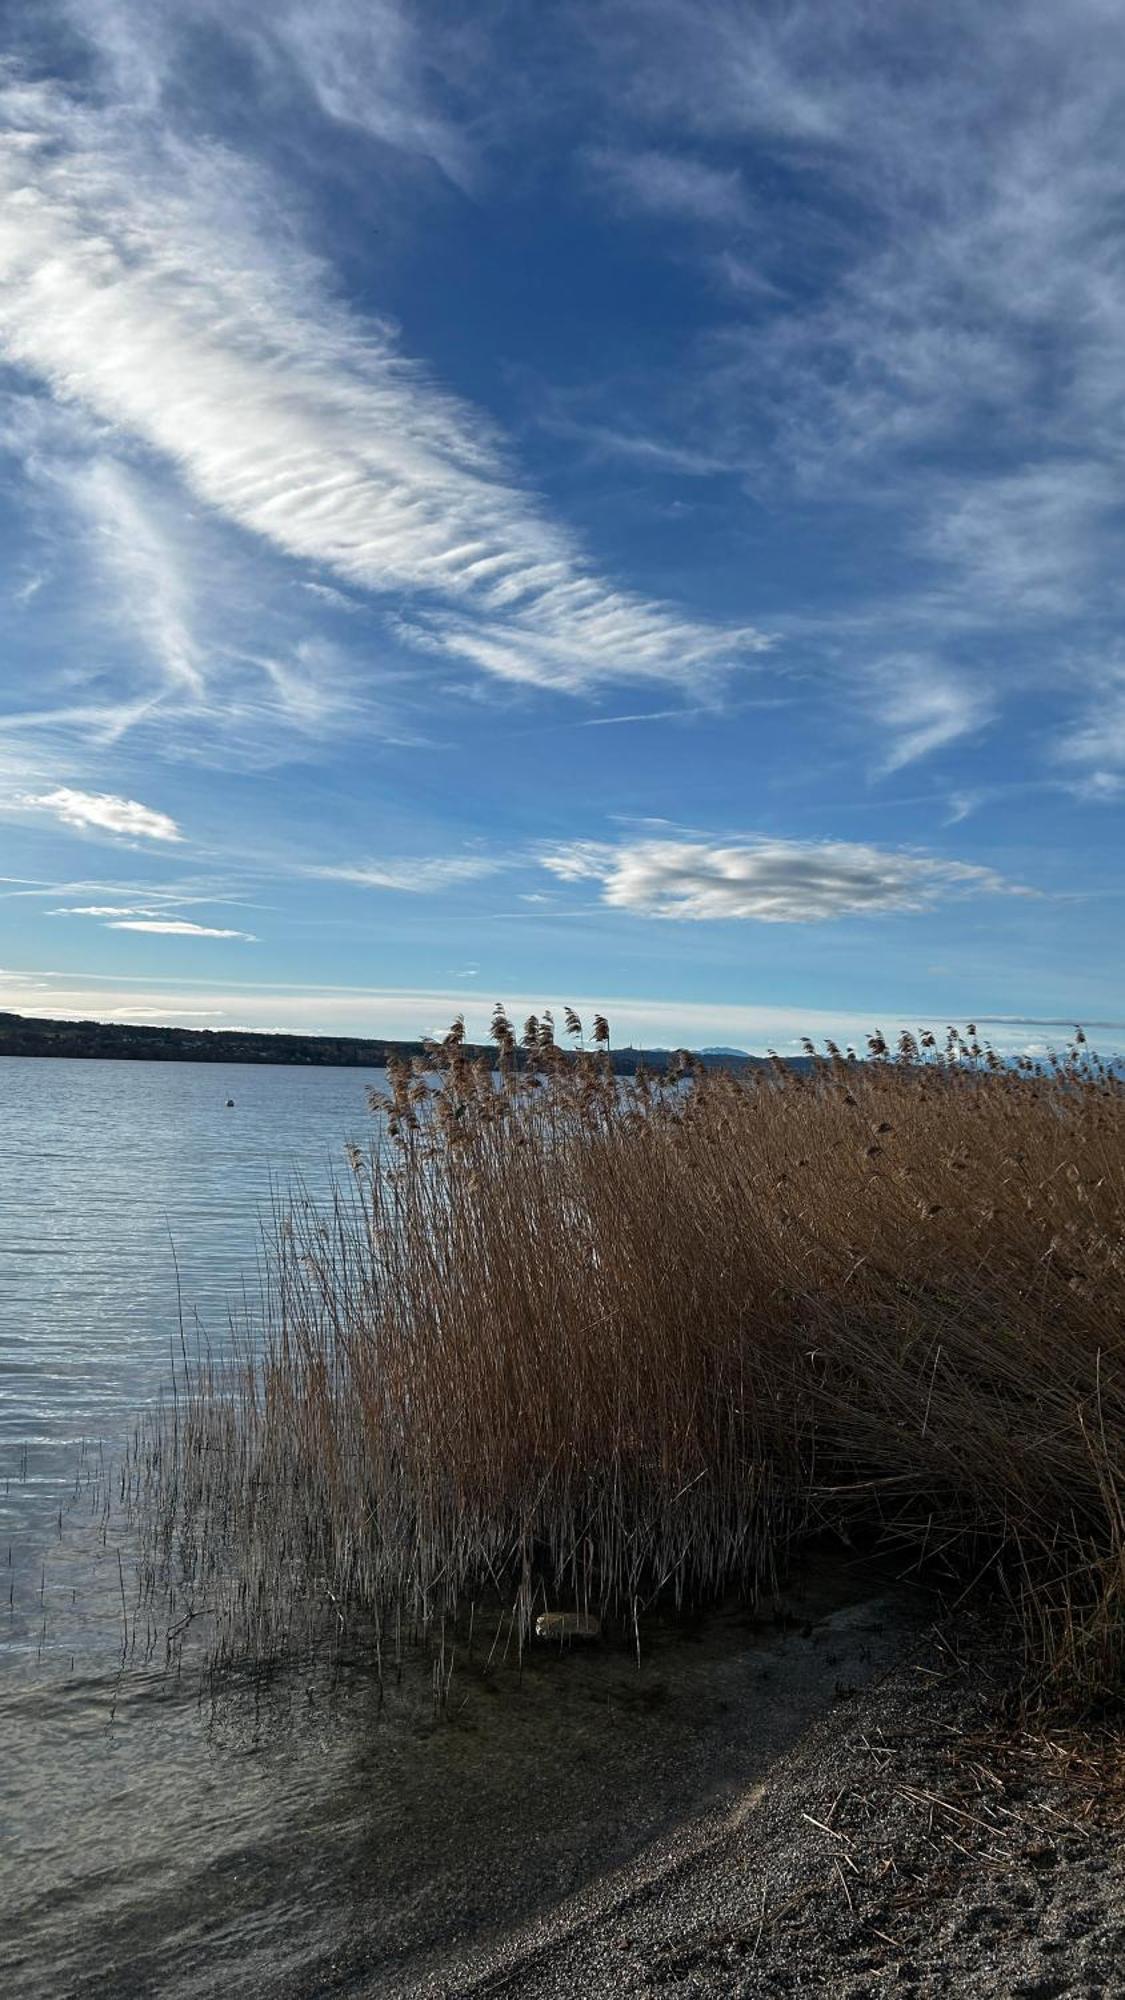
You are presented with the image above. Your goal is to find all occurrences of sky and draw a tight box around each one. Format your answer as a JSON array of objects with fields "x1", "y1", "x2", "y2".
[{"x1": 0, "y1": 0, "x2": 1122, "y2": 1055}]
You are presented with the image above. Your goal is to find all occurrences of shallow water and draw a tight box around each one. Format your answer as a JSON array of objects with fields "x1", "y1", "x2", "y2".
[
  {"x1": 0, "y1": 1055, "x2": 903, "y2": 1998},
  {"x1": 0, "y1": 1058, "x2": 378, "y2": 1991}
]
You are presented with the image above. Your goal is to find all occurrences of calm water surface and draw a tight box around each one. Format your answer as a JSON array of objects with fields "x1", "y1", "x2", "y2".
[
  {"x1": 0, "y1": 1056, "x2": 891, "y2": 2000},
  {"x1": 1, "y1": 1055, "x2": 380, "y2": 1480}
]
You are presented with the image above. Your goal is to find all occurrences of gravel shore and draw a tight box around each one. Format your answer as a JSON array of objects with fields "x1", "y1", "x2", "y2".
[{"x1": 398, "y1": 1620, "x2": 1125, "y2": 1999}]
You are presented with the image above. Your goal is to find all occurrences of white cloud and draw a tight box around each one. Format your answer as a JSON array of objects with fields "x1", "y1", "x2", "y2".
[
  {"x1": 608, "y1": 0, "x2": 1125, "y2": 453},
  {"x1": 63, "y1": 0, "x2": 477, "y2": 184},
  {"x1": 18, "y1": 787, "x2": 184, "y2": 842},
  {"x1": 542, "y1": 837, "x2": 1019, "y2": 922},
  {"x1": 106, "y1": 918, "x2": 255, "y2": 938},
  {"x1": 1053, "y1": 667, "x2": 1125, "y2": 792},
  {"x1": 30, "y1": 879, "x2": 256, "y2": 933},
  {"x1": 587, "y1": 146, "x2": 751, "y2": 224},
  {"x1": 3, "y1": 402, "x2": 379, "y2": 768},
  {"x1": 67, "y1": 456, "x2": 206, "y2": 698},
  {"x1": 575, "y1": 706, "x2": 711, "y2": 728},
  {"x1": 578, "y1": 0, "x2": 1125, "y2": 754},
  {"x1": 308, "y1": 855, "x2": 502, "y2": 893},
  {"x1": 260, "y1": 0, "x2": 479, "y2": 186},
  {"x1": 401, "y1": 602, "x2": 767, "y2": 692},
  {"x1": 235, "y1": 640, "x2": 367, "y2": 737},
  {"x1": 0, "y1": 74, "x2": 762, "y2": 696},
  {"x1": 3, "y1": 870, "x2": 235, "y2": 901},
  {"x1": 1066, "y1": 770, "x2": 1124, "y2": 803},
  {"x1": 35, "y1": 700, "x2": 158, "y2": 742},
  {"x1": 945, "y1": 791, "x2": 982, "y2": 825},
  {"x1": 49, "y1": 904, "x2": 161, "y2": 917},
  {"x1": 536, "y1": 407, "x2": 734, "y2": 478},
  {"x1": 299, "y1": 580, "x2": 363, "y2": 613},
  {"x1": 865, "y1": 656, "x2": 994, "y2": 772},
  {"x1": 924, "y1": 464, "x2": 1118, "y2": 617}
]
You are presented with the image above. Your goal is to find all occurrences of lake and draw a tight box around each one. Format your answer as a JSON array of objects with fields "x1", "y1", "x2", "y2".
[
  {"x1": 0, "y1": 1055, "x2": 900, "y2": 1999},
  {"x1": 1, "y1": 1055, "x2": 380, "y2": 1525}
]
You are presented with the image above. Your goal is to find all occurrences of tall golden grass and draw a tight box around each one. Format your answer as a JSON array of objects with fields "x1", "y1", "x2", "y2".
[{"x1": 138, "y1": 1014, "x2": 1125, "y2": 1703}]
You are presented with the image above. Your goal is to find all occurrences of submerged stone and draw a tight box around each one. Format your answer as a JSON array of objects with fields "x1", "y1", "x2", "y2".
[{"x1": 534, "y1": 1611, "x2": 601, "y2": 1641}]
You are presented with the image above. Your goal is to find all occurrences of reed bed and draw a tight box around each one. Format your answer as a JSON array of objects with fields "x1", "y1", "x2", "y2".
[{"x1": 133, "y1": 1014, "x2": 1125, "y2": 1704}]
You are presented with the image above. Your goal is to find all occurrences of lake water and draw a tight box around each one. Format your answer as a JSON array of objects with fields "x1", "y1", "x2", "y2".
[
  {"x1": 0, "y1": 1056, "x2": 902, "y2": 1999},
  {"x1": 1, "y1": 1055, "x2": 380, "y2": 1513}
]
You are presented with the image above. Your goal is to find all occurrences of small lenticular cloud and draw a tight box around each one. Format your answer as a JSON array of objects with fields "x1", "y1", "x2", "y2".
[
  {"x1": 107, "y1": 919, "x2": 254, "y2": 938},
  {"x1": 542, "y1": 836, "x2": 1022, "y2": 922}
]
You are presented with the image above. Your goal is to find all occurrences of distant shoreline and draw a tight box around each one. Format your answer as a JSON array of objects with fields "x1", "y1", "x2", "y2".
[{"x1": 0, "y1": 1009, "x2": 764, "y2": 1076}]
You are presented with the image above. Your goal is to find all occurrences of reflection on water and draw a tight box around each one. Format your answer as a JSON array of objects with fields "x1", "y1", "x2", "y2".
[{"x1": 0, "y1": 1057, "x2": 903, "y2": 1998}]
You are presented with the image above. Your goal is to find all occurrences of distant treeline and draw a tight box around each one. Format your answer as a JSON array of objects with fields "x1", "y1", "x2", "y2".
[{"x1": 0, "y1": 1010, "x2": 766, "y2": 1075}]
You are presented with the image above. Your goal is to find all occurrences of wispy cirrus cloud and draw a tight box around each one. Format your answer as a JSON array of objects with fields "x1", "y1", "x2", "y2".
[
  {"x1": 601, "y1": 0, "x2": 1125, "y2": 481},
  {"x1": 49, "y1": 904, "x2": 164, "y2": 917},
  {"x1": 17, "y1": 787, "x2": 183, "y2": 842},
  {"x1": 41, "y1": 889, "x2": 256, "y2": 936},
  {"x1": 586, "y1": 146, "x2": 751, "y2": 225},
  {"x1": 0, "y1": 69, "x2": 762, "y2": 699},
  {"x1": 67, "y1": 455, "x2": 206, "y2": 700},
  {"x1": 865, "y1": 656, "x2": 995, "y2": 773},
  {"x1": 542, "y1": 836, "x2": 1022, "y2": 922},
  {"x1": 945, "y1": 791, "x2": 983, "y2": 826},
  {"x1": 41, "y1": 875, "x2": 261, "y2": 937},
  {"x1": 1053, "y1": 665, "x2": 1125, "y2": 797},
  {"x1": 253, "y1": 0, "x2": 481, "y2": 186},
  {"x1": 569, "y1": 0, "x2": 1125, "y2": 755},
  {"x1": 922, "y1": 464, "x2": 1121, "y2": 620},
  {"x1": 1065, "y1": 771, "x2": 1124, "y2": 803},
  {"x1": 2, "y1": 872, "x2": 240, "y2": 906},
  {"x1": 2, "y1": 402, "x2": 385, "y2": 769},
  {"x1": 308, "y1": 855, "x2": 503, "y2": 893},
  {"x1": 66, "y1": 0, "x2": 481, "y2": 185}
]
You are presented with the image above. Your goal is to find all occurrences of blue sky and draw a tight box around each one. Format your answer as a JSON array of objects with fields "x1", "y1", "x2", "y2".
[{"x1": 1, "y1": 0, "x2": 1122, "y2": 1054}]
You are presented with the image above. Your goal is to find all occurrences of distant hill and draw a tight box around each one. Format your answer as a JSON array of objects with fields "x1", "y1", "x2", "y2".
[{"x1": 0, "y1": 1011, "x2": 778, "y2": 1075}]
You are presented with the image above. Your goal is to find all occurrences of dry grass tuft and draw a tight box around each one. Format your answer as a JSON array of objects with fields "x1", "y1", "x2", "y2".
[{"x1": 133, "y1": 1019, "x2": 1125, "y2": 1704}]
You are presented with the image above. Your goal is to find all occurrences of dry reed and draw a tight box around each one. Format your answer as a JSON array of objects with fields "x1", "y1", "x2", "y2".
[{"x1": 132, "y1": 1014, "x2": 1125, "y2": 1705}]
